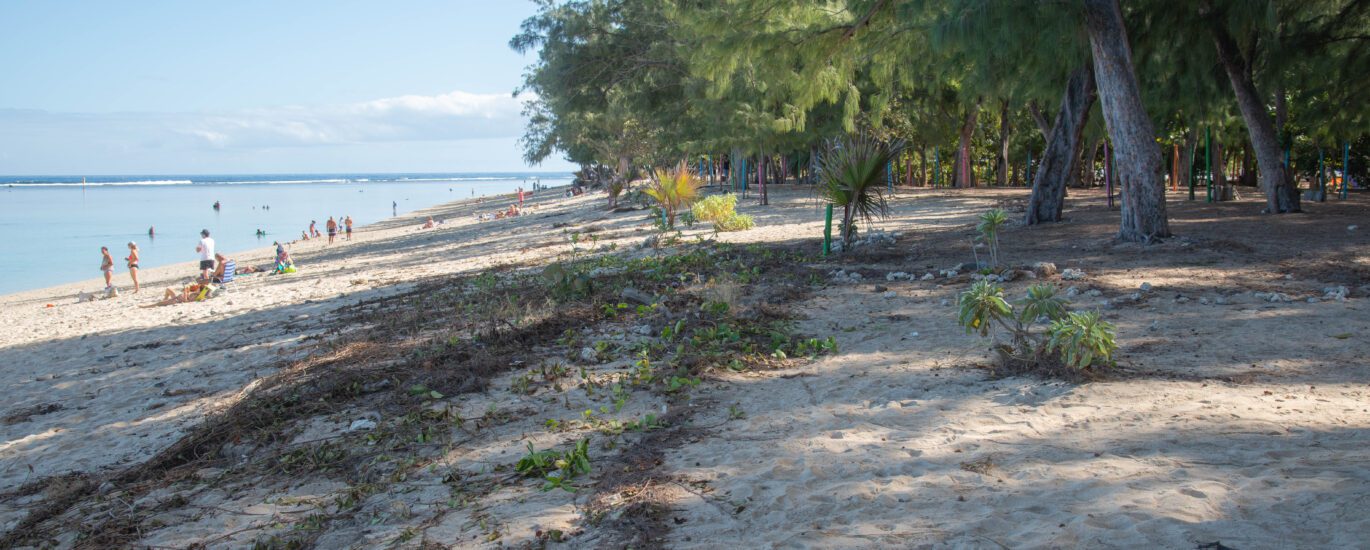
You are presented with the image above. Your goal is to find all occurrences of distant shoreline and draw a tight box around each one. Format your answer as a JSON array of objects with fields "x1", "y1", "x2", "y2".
[{"x1": 0, "y1": 181, "x2": 574, "y2": 304}]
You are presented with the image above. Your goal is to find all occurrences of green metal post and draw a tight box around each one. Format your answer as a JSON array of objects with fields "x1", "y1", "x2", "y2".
[{"x1": 822, "y1": 204, "x2": 833, "y2": 256}]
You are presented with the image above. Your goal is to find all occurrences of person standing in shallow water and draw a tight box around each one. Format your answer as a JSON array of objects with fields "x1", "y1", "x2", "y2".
[{"x1": 100, "y1": 247, "x2": 114, "y2": 289}]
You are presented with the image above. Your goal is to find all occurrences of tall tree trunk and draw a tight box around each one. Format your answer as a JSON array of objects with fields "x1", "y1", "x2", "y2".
[
  {"x1": 1179, "y1": 128, "x2": 1198, "y2": 192},
  {"x1": 997, "y1": 100, "x2": 1012, "y2": 185},
  {"x1": 1205, "y1": 4, "x2": 1299, "y2": 213},
  {"x1": 918, "y1": 149, "x2": 927, "y2": 186},
  {"x1": 1274, "y1": 84, "x2": 1287, "y2": 139},
  {"x1": 1026, "y1": 65, "x2": 1097, "y2": 225},
  {"x1": 955, "y1": 104, "x2": 980, "y2": 188},
  {"x1": 1087, "y1": 139, "x2": 1103, "y2": 188},
  {"x1": 1212, "y1": 140, "x2": 1228, "y2": 199},
  {"x1": 1084, "y1": 0, "x2": 1171, "y2": 241},
  {"x1": 1241, "y1": 142, "x2": 1257, "y2": 186},
  {"x1": 1028, "y1": 100, "x2": 1052, "y2": 142}
]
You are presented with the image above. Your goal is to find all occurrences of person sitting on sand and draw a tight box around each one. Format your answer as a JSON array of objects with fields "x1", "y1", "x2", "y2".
[
  {"x1": 274, "y1": 242, "x2": 294, "y2": 272},
  {"x1": 211, "y1": 253, "x2": 231, "y2": 283},
  {"x1": 141, "y1": 282, "x2": 207, "y2": 307},
  {"x1": 100, "y1": 247, "x2": 114, "y2": 289},
  {"x1": 422, "y1": 216, "x2": 435, "y2": 229}
]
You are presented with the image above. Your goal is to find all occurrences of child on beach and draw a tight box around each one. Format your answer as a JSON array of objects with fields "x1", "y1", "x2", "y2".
[
  {"x1": 126, "y1": 242, "x2": 140, "y2": 293},
  {"x1": 196, "y1": 229, "x2": 216, "y2": 281},
  {"x1": 100, "y1": 247, "x2": 114, "y2": 289}
]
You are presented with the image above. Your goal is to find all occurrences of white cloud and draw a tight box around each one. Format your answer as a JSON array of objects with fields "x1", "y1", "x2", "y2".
[{"x1": 0, "y1": 90, "x2": 552, "y2": 173}]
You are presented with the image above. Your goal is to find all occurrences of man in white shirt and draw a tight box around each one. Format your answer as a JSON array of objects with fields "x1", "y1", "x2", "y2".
[{"x1": 196, "y1": 229, "x2": 216, "y2": 281}]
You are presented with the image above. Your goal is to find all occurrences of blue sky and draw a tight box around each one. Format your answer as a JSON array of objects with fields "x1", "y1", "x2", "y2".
[{"x1": 0, "y1": 0, "x2": 575, "y2": 174}]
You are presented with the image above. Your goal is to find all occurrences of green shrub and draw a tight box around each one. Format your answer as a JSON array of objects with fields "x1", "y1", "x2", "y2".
[
  {"x1": 956, "y1": 280, "x2": 1117, "y2": 374},
  {"x1": 691, "y1": 193, "x2": 754, "y2": 232},
  {"x1": 692, "y1": 193, "x2": 737, "y2": 222},
  {"x1": 713, "y1": 213, "x2": 755, "y2": 232}
]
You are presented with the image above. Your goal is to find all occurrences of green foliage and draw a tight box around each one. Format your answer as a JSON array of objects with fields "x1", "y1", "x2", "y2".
[
  {"x1": 541, "y1": 263, "x2": 593, "y2": 301},
  {"x1": 957, "y1": 280, "x2": 1012, "y2": 337},
  {"x1": 692, "y1": 193, "x2": 737, "y2": 222},
  {"x1": 976, "y1": 209, "x2": 1009, "y2": 269},
  {"x1": 516, "y1": 439, "x2": 592, "y2": 492},
  {"x1": 955, "y1": 281, "x2": 1116, "y2": 374},
  {"x1": 1047, "y1": 311, "x2": 1118, "y2": 370},
  {"x1": 692, "y1": 193, "x2": 757, "y2": 232},
  {"x1": 714, "y1": 213, "x2": 755, "y2": 232},
  {"x1": 816, "y1": 133, "x2": 905, "y2": 246},
  {"x1": 645, "y1": 162, "x2": 702, "y2": 229}
]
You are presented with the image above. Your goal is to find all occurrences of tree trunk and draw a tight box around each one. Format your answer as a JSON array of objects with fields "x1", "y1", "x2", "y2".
[
  {"x1": 1084, "y1": 0, "x2": 1171, "y2": 241},
  {"x1": 919, "y1": 149, "x2": 927, "y2": 186},
  {"x1": 997, "y1": 100, "x2": 1012, "y2": 185},
  {"x1": 1241, "y1": 143, "x2": 1257, "y2": 186},
  {"x1": 955, "y1": 104, "x2": 980, "y2": 187},
  {"x1": 1087, "y1": 139, "x2": 1103, "y2": 188},
  {"x1": 1274, "y1": 84, "x2": 1287, "y2": 139},
  {"x1": 1026, "y1": 65, "x2": 1097, "y2": 225},
  {"x1": 1028, "y1": 100, "x2": 1052, "y2": 142},
  {"x1": 1206, "y1": 5, "x2": 1299, "y2": 213},
  {"x1": 1211, "y1": 140, "x2": 1228, "y2": 199},
  {"x1": 1179, "y1": 128, "x2": 1198, "y2": 192}
]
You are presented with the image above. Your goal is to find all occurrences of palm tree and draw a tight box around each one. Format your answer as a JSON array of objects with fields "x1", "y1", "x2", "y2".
[
  {"x1": 645, "y1": 162, "x2": 701, "y2": 229},
  {"x1": 815, "y1": 134, "x2": 906, "y2": 246}
]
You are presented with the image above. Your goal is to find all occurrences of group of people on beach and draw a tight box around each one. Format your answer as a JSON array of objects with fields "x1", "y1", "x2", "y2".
[
  {"x1": 95, "y1": 226, "x2": 291, "y2": 306},
  {"x1": 100, "y1": 242, "x2": 141, "y2": 294},
  {"x1": 301, "y1": 215, "x2": 353, "y2": 244}
]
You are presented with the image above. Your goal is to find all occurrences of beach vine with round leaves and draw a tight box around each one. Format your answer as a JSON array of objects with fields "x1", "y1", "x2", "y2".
[{"x1": 956, "y1": 280, "x2": 1117, "y2": 375}]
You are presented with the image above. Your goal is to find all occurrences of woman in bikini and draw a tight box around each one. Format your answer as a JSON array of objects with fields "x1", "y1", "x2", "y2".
[
  {"x1": 125, "y1": 242, "x2": 141, "y2": 293},
  {"x1": 141, "y1": 282, "x2": 206, "y2": 307},
  {"x1": 99, "y1": 247, "x2": 114, "y2": 289}
]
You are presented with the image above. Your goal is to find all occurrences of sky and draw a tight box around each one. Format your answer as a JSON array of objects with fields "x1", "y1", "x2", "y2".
[{"x1": 0, "y1": 0, "x2": 576, "y2": 175}]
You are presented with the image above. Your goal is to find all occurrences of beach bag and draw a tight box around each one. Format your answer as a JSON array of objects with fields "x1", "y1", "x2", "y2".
[{"x1": 283, "y1": 265, "x2": 297, "y2": 274}]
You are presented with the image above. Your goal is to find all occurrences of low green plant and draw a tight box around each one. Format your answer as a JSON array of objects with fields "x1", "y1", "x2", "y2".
[
  {"x1": 516, "y1": 439, "x2": 592, "y2": 492},
  {"x1": 691, "y1": 194, "x2": 756, "y2": 232},
  {"x1": 541, "y1": 263, "x2": 592, "y2": 300},
  {"x1": 645, "y1": 162, "x2": 702, "y2": 229},
  {"x1": 976, "y1": 209, "x2": 1009, "y2": 269},
  {"x1": 955, "y1": 280, "x2": 1117, "y2": 373},
  {"x1": 713, "y1": 213, "x2": 755, "y2": 232}
]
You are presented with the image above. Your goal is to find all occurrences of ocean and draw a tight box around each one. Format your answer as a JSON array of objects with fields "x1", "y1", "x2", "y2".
[{"x1": 0, "y1": 172, "x2": 572, "y2": 296}]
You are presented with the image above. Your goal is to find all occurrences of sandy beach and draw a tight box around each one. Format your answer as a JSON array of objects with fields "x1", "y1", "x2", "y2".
[{"x1": 2, "y1": 185, "x2": 1368, "y2": 548}]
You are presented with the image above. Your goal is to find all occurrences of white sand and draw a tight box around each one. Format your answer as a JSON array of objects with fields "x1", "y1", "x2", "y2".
[{"x1": 3, "y1": 186, "x2": 1368, "y2": 548}]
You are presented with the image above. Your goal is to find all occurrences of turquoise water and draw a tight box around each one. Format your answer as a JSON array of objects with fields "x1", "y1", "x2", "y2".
[{"x1": 0, "y1": 173, "x2": 571, "y2": 296}]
